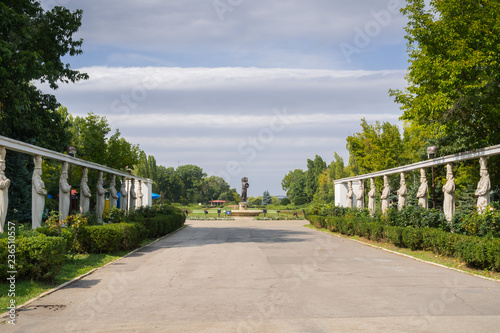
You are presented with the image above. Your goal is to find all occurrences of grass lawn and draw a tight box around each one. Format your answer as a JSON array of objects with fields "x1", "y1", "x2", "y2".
[{"x1": 305, "y1": 224, "x2": 500, "y2": 281}]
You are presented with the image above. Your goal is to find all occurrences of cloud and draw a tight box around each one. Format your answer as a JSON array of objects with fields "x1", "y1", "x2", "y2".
[
  {"x1": 39, "y1": 66, "x2": 406, "y2": 195},
  {"x1": 56, "y1": 0, "x2": 408, "y2": 69}
]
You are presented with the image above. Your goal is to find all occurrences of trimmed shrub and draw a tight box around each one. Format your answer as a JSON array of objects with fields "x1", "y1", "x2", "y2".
[
  {"x1": 75, "y1": 223, "x2": 147, "y2": 254},
  {"x1": 36, "y1": 226, "x2": 75, "y2": 253},
  {"x1": 0, "y1": 235, "x2": 66, "y2": 281}
]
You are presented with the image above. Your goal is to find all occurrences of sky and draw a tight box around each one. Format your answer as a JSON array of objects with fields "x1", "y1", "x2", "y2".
[{"x1": 38, "y1": 0, "x2": 410, "y2": 197}]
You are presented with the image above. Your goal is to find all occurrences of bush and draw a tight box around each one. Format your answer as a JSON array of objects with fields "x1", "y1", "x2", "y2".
[
  {"x1": 75, "y1": 223, "x2": 147, "y2": 253},
  {"x1": 104, "y1": 207, "x2": 127, "y2": 223},
  {"x1": 0, "y1": 235, "x2": 66, "y2": 281},
  {"x1": 36, "y1": 226, "x2": 75, "y2": 253}
]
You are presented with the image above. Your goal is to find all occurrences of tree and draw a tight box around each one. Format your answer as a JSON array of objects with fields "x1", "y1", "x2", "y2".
[
  {"x1": 262, "y1": 190, "x2": 272, "y2": 205},
  {"x1": 346, "y1": 119, "x2": 407, "y2": 175},
  {"x1": 176, "y1": 165, "x2": 207, "y2": 203},
  {"x1": 0, "y1": 1, "x2": 87, "y2": 222},
  {"x1": 390, "y1": 0, "x2": 500, "y2": 151},
  {"x1": 328, "y1": 153, "x2": 348, "y2": 181},
  {"x1": 282, "y1": 169, "x2": 308, "y2": 205},
  {"x1": 305, "y1": 155, "x2": 327, "y2": 201}
]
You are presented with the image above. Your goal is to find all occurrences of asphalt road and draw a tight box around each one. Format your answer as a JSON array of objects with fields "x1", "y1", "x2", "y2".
[{"x1": 3, "y1": 219, "x2": 500, "y2": 332}]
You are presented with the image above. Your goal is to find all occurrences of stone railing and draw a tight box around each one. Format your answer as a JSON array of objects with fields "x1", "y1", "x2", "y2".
[
  {"x1": 334, "y1": 144, "x2": 500, "y2": 221},
  {"x1": 0, "y1": 135, "x2": 153, "y2": 232}
]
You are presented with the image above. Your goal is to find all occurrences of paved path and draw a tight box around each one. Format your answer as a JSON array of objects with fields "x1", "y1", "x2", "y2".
[{"x1": 4, "y1": 219, "x2": 500, "y2": 332}]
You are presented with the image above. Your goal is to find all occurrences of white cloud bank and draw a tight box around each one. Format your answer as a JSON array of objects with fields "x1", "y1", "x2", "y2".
[{"x1": 40, "y1": 66, "x2": 407, "y2": 195}]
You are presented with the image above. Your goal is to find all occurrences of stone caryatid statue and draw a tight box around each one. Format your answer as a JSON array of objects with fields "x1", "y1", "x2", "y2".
[
  {"x1": 416, "y1": 168, "x2": 428, "y2": 209},
  {"x1": 346, "y1": 181, "x2": 354, "y2": 208},
  {"x1": 80, "y1": 168, "x2": 91, "y2": 213},
  {"x1": 96, "y1": 171, "x2": 106, "y2": 222},
  {"x1": 356, "y1": 179, "x2": 365, "y2": 209},
  {"x1": 241, "y1": 177, "x2": 249, "y2": 202},
  {"x1": 443, "y1": 163, "x2": 455, "y2": 222},
  {"x1": 475, "y1": 157, "x2": 491, "y2": 213},
  {"x1": 59, "y1": 162, "x2": 71, "y2": 221},
  {"x1": 109, "y1": 175, "x2": 119, "y2": 209},
  {"x1": 129, "y1": 179, "x2": 137, "y2": 211},
  {"x1": 120, "y1": 176, "x2": 128, "y2": 210},
  {"x1": 397, "y1": 172, "x2": 407, "y2": 211},
  {"x1": 380, "y1": 175, "x2": 390, "y2": 214},
  {"x1": 0, "y1": 147, "x2": 10, "y2": 233},
  {"x1": 32, "y1": 155, "x2": 47, "y2": 229},
  {"x1": 368, "y1": 178, "x2": 376, "y2": 216},
  {"x1": 136, "y1": 180, "x2": 143, "y2": 208}
]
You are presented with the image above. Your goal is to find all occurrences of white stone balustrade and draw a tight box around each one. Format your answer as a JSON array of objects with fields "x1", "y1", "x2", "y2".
[
  {"x1": 334, "y1": 144, "x2": 500, "y2": 221},
  {"x1": 0, "y1": 135, "x2": 153, "y2": 229}
]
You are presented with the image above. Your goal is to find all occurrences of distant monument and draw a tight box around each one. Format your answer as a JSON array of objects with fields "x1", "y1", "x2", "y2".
[
  {"x1": 239, "y1": 177, "x2": 249, "y2": 210},
  {"x1": 232, "y1": 177, "x2": 261, "y2": 217}
]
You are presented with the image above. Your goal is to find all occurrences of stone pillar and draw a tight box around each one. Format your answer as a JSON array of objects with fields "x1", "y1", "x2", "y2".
[
  {"x1": 368, "y1": 178, "x2": 376, "y2": 216},
  {"x1": 443, "y1": 163, "x2": 455, "y2": 222},
  {"x1": 80, "y1": 167, "x2": 91, "y2": 213},
  {"x1": 96, "y1": 171, "x2": 105, "y2": 222},
  {"x1": 136, "y1": 180, "x2": 143, "y2": 208},
  {"x1": 142, "y1": 179, "x2": 153, "y2": 207},
  {"x1": 475, "y1": 157, "x2": 490, "y2": 213},
  {"x1": 32, "y1": 155, "x2": 47, "y2": 229},
  {"x1": 129, "y1": 179, "x2": 136, "y2": 211},
  {"x1": 109, "y1": 175, "x2": 119, "y2": 209},
  {"x1": 380, "y1": 175, "x2": 390, "y2": 214},
  {"x1": 120, "y1": 176, "x2": 128, "y2": 211},
  {"x1": 0, "y1": 147, "x2": 10, "y2": 233},
  {"x1": 356, "y1": 179, "x2": 365, "y2": 209},
  {"x1": 416, "y1": 168, "x2": 428, "y2": 209},
  {"x1": 59, "y1": 162, "x2": 71, "y2": 222},
  {"x1": 397, "y1": 172, "x2": 407, "y2": 211},
  {"x1": 346, "y1": 181, "x2": 354, "y2": 208}
]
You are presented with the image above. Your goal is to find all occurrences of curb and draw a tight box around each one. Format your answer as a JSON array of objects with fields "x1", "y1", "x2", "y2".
[
  {"x1": 0, "y1": 225, "x2": 187, "y2": 319},
  {"x1": 308, "y1": 225, "x2": 500, "y2": 284}
]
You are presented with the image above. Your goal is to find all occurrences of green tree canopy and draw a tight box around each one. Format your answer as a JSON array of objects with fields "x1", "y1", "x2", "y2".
[{"x1": 390, "y1": 0, "x2": 500, "y2": 151}]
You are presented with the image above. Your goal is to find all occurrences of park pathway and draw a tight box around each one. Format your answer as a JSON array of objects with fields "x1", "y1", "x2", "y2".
[{"x1": 4, "y1": 219, "x2": 500, "y2": 332}]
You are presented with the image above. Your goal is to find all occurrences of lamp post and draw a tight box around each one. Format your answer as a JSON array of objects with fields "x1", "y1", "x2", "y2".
[
  {"x1": 427, "y1": 146, "x2": 438, "y2": 209},
  {"x1": 66, "y1": 146, "x2": 77, "y2": 212}
]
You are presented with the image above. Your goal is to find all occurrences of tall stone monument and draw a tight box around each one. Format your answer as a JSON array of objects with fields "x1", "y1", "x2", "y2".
[
  {"x1": 240, "y1": 177, "x2": 249, "y2": 210},
  {"x1": 80, "y1": 167, "x2": 91, "y2": 213},
  {"x1": 397, "y1": 172, "x2": 407, "y2": 211},
  {"x1": 32, "y1": 155, "x2": 47, "y2": 229},
  {"x1": 346, "y1": 181, "x2": 354, "y2": 208},
  {"x1": 109, "y1": 175, "x2": 119, "y2": 209},
  {"x1": 96, "y1": 171, "x2": 105, "y2": 222},
  {"x1": 59, "y1": 162, "x2": 71, "y2": 221},
  {"x1": 120, "y1": 176, "x2": 128, "y2": 211},
  {"x1": 0, "y1": 147, "x2": 10, "y2": 232},
  {"x1": 368, "y1": 178, "x2": 376, "y2": 216},
  {"x1": 443, "y1": 163, "x2": 455, "y2": 222},
  {"x1": 381, "y1": 175, "x2": 390, "y2": 214},
  {"x1": 475, "y1": 157, "x2": 490, "y2": 213},
  {"x1": 356, "y1": 179, "x2": 365, "y2": 209},
  {"x1": 416, "y1": 168, "x2": 428, "y2": 209}
]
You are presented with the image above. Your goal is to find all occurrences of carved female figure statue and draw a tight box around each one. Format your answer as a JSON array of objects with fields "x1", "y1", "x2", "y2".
[
  {"x1": 346, "y1": 181, "x2": 354, "y2": 208},
  {"x1": 109, "y1": 175, "x2": 119, "y2": 209},
  {"x1": 416, "y1": 168, "x2": 428, "y2": 209},
  {"x1": 356, "y1": 179, "x2": 365, "y2": 209},
  {"x1": 0, "y1": 147, "x2": 10, "y2": 232},
  {"x1": 59, "y1": 162, "x2": 71, "y2": 221},
  {"x1": 129, "y1": 180, "x2": 137, "y2": 211},
  {"x1": 368, "y1": 178, "x2": 376, "y2": 216},
  {"x1": 475, "y1": 157, "x2": 490, "y2": 213},
  {"x1": 120, "y1": 176, "x2": 128, "y2": 210},
  {"x1": 241, "y1": 177, "x2": 249, "y2": 202},
  {"x1": 136, "y1": 180, "x2": 143, "y2": 208},
  {"x1": 32, "y1": 155, "x2": 47, "y2": 229},
  {"x1": 80, "y1": 167, "x2": 91, "y2": 213},
  {"x1": 380, "y1": 175, "x2": 390, "y2": 214},
  {"x1": 397, "y1": 172, "x2": 407, "y2": 211},
  {"x1": 443, "y1": 163, "x2": 455, "y2": 222},
  {"x1": 96, "y1": 171, "x2": 106, "y2": 221}
]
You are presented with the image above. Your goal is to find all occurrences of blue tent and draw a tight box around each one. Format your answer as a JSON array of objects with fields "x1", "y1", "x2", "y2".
[{"x1": 152, "y1": 193, "x2": 160, "y2": 199}]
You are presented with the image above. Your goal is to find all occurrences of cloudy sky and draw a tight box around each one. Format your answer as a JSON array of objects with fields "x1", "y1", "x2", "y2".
[{"x1": 39, "y1": 0, "x2": 410, "y2": 196}]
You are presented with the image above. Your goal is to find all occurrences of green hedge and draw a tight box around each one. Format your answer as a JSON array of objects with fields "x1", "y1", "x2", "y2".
[
  {"x1": 36, "y1": 227, "x2": 75, "y2": 253},
  {"x1": 0, "y1": 235, "x2": 66, "y2": 281},
  {"x1": 308, "y1": 215, "x2": 500, "y2": 272},
  {"x1": 75, "y1": 223, "x2": 147, "y2": 254},
  {"x1": 135, "y1": 211, "x2": 185, "y2": 239}
]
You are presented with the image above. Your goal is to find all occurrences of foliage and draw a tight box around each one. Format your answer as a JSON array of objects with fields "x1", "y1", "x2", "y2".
[
  {"x1": 280, "y1": 197, "x2": 291, "y2": 206},
  {"x1": 0, "y1": 1, "x2": 87, "y2": 222},
  {"x1": 104, "y1": 207, "x2": 127, "y2": 224},
  {"x1": 452, "y1": 204, "x2": 500, "y2": 238},
  {"x1": 390, "y1": 0, "x2": 500, "y2": 151},
  {"x1": 262, "y1": 190, "x2": 272, "y2": 205},
  {"x1": 45, "y1": 211, "x2": 62, "y2": 236},
  {"x1": 305, "y1": 155, "x2": 327, "y2": 201},
  {"x1": 282, "y1": 169, "x2": 308, "y2": 205},
  {"x1": 0, "y1": 235, "x2": 66, "y2": 281},
  {"x1": 386, "y1": 205, "x2": 447, "y2": 229}
]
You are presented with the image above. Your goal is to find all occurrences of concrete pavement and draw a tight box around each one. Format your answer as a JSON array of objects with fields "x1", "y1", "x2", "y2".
[{"x1": 3, "y1": 218, "x2": 500, "y2": 332}]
